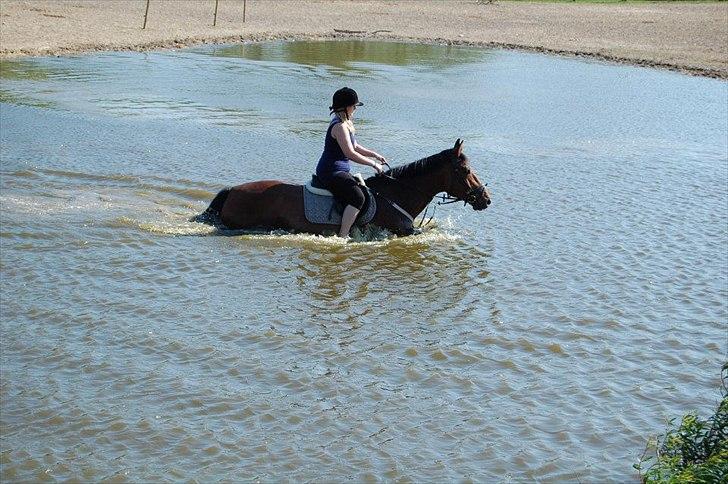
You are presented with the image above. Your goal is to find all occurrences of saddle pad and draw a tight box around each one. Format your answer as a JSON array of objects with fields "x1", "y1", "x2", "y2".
[
  {"x1": 303, "y1": 186, "x2": 377, "y2": 226},
  {"x1": 304, "y1": 181, "x2": 334, "y2": 197}
]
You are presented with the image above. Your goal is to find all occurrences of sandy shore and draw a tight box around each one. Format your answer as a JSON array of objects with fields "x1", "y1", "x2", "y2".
[{"x1": 1, "y1": 0, "x2": 726, "y2": 78}]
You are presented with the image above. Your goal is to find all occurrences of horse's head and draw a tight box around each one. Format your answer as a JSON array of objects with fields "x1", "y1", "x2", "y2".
[{"x1": 444, "y1": 139, "x2": 491, "y2": 210}]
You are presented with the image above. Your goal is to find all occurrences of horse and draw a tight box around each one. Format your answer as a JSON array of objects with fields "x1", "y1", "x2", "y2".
[{"x1": 193, "y1": 139, "x2": 491, "y2": 236}]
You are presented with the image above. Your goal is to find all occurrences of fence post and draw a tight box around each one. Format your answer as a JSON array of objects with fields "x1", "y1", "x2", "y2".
[
  {"x1": 213, "y1": 0, "x2": 219, "y2": 26},
  {"x1": 142, "y1": 0, "x2": 151, "y2": 29}
]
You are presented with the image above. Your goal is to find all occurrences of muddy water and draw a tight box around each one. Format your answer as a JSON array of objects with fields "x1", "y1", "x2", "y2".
[{"x1": 1, "y1": 41, "x2": 726, "y2": 482}]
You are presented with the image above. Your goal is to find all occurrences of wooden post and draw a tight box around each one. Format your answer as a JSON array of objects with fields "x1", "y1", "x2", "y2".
[
  {"x1": 243, "y1": 0, "x2": 246, "y2": 23},
  {"x1": 213, "y1": 0, "x2": 219, "y2": 26},
  {"x1": 142, "y1": 0, "x2": 151, "y2": 29}
]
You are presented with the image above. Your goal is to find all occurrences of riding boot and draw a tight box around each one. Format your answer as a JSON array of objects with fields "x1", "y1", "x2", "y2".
[{"x1": 339, "y1": 205, "x2": 360, "y2": 238}]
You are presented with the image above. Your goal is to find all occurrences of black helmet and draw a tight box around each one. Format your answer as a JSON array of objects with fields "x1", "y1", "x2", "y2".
[{"x1": 330, "y1": 87, "x2": 363, "y2": 112}]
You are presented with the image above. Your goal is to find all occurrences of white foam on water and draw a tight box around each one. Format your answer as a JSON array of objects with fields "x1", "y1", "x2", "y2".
[
  {"x1": 0, "y1": 191, "x2": 116, "y2": 215},
  {"x1": 1, "y1": 169, "x2": 467, "y2": 246},
  {"x1": 210, "y1": 221, "x2": 463, "y2": 247},
  {"x1": 108, "y1": 216, "x2": 216, "y2": 236}
]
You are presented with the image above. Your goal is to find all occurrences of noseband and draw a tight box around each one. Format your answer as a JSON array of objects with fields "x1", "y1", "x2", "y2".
[{"x1": 439, "y1": 183, "x2": 488, "y2": 207}]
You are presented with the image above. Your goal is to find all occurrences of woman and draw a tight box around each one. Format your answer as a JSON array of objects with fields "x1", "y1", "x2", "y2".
[{"x1": 316, "y1": 87, "x2": 387, "y2": 238}]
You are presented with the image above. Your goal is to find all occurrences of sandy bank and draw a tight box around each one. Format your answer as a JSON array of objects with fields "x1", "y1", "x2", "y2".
[{"x1": 1, "y1": 0, "x2": 726, "y2": 78}]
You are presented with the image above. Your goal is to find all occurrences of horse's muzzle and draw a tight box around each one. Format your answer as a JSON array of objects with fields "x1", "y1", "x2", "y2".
[
  {"x1": 469, "y1": 185, "x2": 491, "y2": 211},
  {"x1": 472, "y1": 198, "x2": 490, "y2": 211}
]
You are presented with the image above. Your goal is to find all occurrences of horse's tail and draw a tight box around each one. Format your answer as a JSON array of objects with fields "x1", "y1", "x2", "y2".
[{"x1": 190, "y1": 187, "x2": 231, "y2": 226}]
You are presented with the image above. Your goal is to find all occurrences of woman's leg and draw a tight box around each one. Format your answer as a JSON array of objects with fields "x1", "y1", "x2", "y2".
[
  {"x1": 328, "y1": 172, "x2": 365, "y2": 237},
  {"x1": 339, "y1": 205, "x2": 360, "y2": 238}
]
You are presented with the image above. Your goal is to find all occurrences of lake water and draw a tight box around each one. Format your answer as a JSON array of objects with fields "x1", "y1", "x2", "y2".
[{"x1": 1, "y1": 40, "x2": 726, "y2": 482}]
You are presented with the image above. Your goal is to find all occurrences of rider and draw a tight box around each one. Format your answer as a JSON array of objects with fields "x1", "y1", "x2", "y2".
[{"x1": 316, "y1": 87, "x2": 387, "y2": 238}]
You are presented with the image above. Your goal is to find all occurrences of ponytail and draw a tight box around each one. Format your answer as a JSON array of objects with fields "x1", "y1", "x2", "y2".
[{"x1": 332, "y1": 109, "x2": 355, "y2": 134}]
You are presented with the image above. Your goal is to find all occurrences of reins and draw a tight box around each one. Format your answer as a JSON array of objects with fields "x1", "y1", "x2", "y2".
[
  {"x1": 368, "y1": 158, "x2": 434, "y2": 225},
  {"x1": 373, "y1": 171, "x2": 438, "y2": 228}
]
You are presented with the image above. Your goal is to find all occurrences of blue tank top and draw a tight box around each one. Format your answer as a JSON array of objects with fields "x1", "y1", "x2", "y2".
[{"x1": 316, "y1": 118, "x2": 356, "y2": 183}]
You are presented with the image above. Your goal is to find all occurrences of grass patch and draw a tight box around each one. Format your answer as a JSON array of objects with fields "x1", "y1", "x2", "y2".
[{"x1": 635, "y1": 362, "x2": 728, "y2": 483}]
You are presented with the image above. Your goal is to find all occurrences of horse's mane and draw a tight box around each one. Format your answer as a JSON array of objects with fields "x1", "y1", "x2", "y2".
[{"x1": 386, "y1": 151, "x2": 449, "y2": 179}]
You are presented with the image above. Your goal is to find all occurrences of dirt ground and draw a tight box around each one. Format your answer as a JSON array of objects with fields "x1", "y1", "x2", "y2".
[{"x1": 1, "y1": 0, "x2": 726, "y2": 78}]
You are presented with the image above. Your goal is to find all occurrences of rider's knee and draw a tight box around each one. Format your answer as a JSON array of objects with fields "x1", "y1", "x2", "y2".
[{"x1": 350, "y1": 186, "x2": 365, "y2": 210}]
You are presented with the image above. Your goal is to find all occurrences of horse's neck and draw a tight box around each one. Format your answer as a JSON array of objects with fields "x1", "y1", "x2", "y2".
[{"x1": 381, "y1": 168, "x2": 448, "y2": 219}]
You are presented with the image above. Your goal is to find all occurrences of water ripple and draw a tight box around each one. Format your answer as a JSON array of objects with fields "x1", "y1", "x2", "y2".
[{"x1": 2, "y1": 43, "x2": 726, "y2": 483}]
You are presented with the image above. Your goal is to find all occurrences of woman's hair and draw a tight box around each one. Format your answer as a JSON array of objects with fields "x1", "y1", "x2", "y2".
[{"x1": 332, "y1": 109, "x2": 356, "y2": 134}]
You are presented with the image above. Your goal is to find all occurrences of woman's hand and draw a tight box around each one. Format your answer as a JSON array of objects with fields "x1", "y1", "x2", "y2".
[{"x1": 372, "y1": 154, "x2": 388, "y2": 174}]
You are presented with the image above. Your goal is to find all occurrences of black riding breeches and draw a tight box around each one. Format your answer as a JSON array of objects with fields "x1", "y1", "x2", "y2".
[{"x1": 327, "y1": 172, "x2": 365, "y2": 210}]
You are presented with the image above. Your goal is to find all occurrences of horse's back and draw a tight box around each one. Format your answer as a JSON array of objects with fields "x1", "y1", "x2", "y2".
[{"x1": 229, "y1": 180, "x2": 291, "y2": 193}]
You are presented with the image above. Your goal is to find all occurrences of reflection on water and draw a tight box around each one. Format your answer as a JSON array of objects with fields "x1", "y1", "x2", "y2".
[
  {"x1": 0, "y1": 89, "x2": 56, "y2": 109},
  {"x1": 0, "y1": 56, "x2": 110, "y2": 83},
  {"x1": 0, "y1": 58, "x2": 60, "y2": 81},
  {"x1": 1, "y1": 41, "x2": 726, "y2": 482},
  {"x1": 295, "y1": 237, "x2": 486, "y2": 320},
  {"x1": 203, "y1": 40, "x2": 489, "y2": 71}
]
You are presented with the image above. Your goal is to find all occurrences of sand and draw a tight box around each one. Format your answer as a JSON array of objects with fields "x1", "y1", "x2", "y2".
[{"x1": 0, "y1": 0, "x2": 726, "y2": 78}]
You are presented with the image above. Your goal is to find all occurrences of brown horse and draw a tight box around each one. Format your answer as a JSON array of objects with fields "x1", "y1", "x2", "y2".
[{"x1": 194, "y1": 139, "x2": 491, "y2": 236}]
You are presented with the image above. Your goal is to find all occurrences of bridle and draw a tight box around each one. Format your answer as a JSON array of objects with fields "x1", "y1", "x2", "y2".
[
  {"x1": 373, "y1": 159, "x2": 488, "y2": 227},
  {"x1": 437, "y1": 184, "x2": 487, "y2": 206},
  {"x1": 379, "y1": 159, "x2": 487, "y2": 207}
]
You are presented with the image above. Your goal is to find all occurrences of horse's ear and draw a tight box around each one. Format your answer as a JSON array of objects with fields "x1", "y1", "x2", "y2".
[{"x1": 454, "y1": 138, "x2": 464, "y2": 157}]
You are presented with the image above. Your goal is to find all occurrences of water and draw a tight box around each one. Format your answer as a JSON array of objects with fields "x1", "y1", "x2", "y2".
[{"x1": 1, "y1": 40, "x2": 726, "y2": 482}]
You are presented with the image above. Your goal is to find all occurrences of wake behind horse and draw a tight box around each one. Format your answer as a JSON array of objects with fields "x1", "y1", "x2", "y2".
[{"x1": 193, "y1": 139, "x2": 491, "y2": 236}]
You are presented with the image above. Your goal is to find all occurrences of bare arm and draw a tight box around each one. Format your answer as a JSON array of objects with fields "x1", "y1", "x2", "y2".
[
  {"x1": 354, "y1": 142, "x2": 386, "y2": 163},
  {"x1": 332, "y1": 123, "x2": 384, "y2": 173}
]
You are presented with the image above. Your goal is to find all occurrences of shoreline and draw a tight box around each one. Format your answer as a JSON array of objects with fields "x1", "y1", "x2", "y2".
[
  {"x1": 7, "y1": 31, "x2": 722, "y2": 80},
  {"x1": 1, "y1": 1, "x2": 726, "y2": 79}
]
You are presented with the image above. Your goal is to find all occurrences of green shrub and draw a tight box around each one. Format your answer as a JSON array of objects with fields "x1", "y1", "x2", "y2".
[{"x1": 635, "y1": 363, "x2": 728, "y2": 483}]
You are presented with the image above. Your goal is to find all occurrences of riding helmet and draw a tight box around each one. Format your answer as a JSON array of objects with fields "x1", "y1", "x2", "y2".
[{"x1": 330, "y1": 87, "x2": 364, "y2": 112}]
